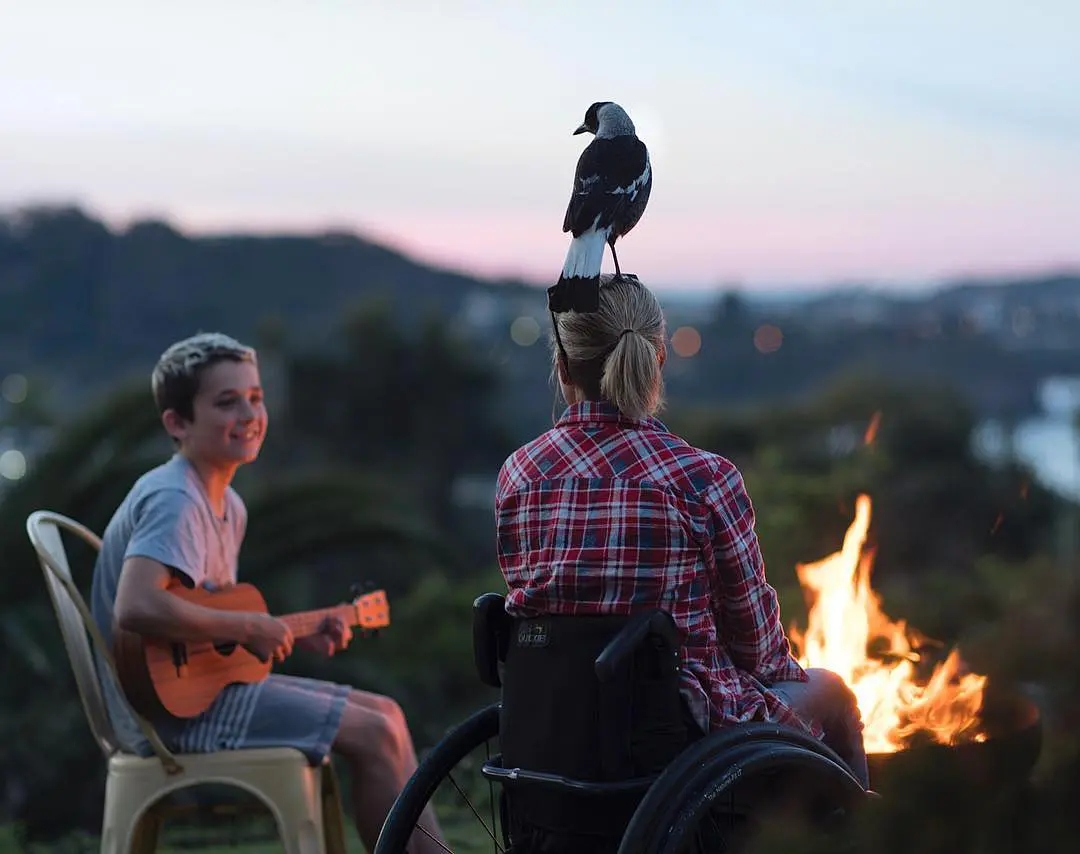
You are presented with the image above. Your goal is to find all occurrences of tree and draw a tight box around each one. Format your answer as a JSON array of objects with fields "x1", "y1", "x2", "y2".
[{"x1": 285, "y1": 300, "x2": 514, "y2": 539}]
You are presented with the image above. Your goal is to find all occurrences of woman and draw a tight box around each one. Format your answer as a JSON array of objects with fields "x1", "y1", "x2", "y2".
[{"x1": 495, "y1": 274, "x2": 869, "y2": 789}]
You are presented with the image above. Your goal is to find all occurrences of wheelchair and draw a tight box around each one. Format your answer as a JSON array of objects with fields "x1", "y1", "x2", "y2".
[{"x1": 374, "y1": 593, "x2": 871, "y2": 853}]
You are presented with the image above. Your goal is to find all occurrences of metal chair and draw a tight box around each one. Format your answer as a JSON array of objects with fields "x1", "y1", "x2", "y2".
[{"x1": 25, "y1": 509, "x2": 348, "y2": 854}]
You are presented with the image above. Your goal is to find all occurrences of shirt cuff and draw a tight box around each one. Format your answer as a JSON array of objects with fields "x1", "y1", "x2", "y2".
[{"x1": 762, "y1": 655, "x2": 809, "y2": 685}]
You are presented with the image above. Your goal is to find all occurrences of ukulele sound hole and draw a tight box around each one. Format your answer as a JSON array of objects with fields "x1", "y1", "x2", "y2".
[{"x1": 213, "y1": 642, "x2": 239, "y2": 656}]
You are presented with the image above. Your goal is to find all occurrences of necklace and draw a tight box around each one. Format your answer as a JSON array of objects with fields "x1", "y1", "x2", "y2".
[{"x1": 180, "y1": 455, "x2": 232, "y2": 586}]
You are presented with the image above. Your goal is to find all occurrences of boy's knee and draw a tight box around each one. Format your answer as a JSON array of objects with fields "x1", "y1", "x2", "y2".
[
  {"x1": 334, "y1": 695, "x2": 407, "y2": 762},
  {"x1": 370, "y1": 693, "x2": 407, "y2": 727}
]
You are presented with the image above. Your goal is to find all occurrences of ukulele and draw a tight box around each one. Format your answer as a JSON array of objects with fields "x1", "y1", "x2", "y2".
[{"x1": 112, "y1": 581, "x2": 390, "y2": 721}]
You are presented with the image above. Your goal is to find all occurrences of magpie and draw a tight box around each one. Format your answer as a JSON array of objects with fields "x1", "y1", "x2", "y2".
[{"x1": 554, "y1": 101, "x2": 652, "y2": 310}]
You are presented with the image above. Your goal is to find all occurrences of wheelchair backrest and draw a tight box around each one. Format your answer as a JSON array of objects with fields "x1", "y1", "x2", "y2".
[{"x1": 472, "y1": 593, "x2": 690, "y2": 783}]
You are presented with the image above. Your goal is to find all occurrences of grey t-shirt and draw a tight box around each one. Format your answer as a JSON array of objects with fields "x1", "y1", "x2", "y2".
[{"x1": 90, "y1": 453, "x2": 247, "y2": 750}]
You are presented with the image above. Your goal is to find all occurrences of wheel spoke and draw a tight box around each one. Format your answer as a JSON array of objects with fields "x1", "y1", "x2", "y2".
[
  {"x1": 445, "y1": 765, "x2": 505, "y2": 853},
  {"x1": 415, "y1": 822, "x2": 455, "y2": 854},
  {"x1": 373, "y1": 704, "x2": 502, "y2": 854}
]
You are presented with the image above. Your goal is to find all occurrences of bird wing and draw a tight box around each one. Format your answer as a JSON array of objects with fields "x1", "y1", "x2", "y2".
[{"x1": 562, "y1": 137, "x2": 651, "y2": 237}]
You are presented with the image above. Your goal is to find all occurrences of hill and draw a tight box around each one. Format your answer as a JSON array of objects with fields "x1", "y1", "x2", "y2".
[
  {"x1": 0, "y1": 205, "x2": 535, "y2": 401},
  {"x1": 3, "y1": 204, "x2": 1078, "y2": 423}
]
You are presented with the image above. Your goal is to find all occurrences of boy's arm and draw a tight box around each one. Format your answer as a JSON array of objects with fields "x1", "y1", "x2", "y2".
[
  {"x1": 114, "y1": 488, "x2": 292, "y2": 660},
  {"x1": 115, "y1": 558, "x2": 240, "y2": 640}
]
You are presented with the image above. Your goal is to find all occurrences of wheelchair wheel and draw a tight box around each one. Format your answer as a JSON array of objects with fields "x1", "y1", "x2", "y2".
[
  {"x1": 619, "y1": 723, "x2": 867, "y2": 854},
  {"x1": 374, "y1": 702, "x2": 503, "y2": 854}
]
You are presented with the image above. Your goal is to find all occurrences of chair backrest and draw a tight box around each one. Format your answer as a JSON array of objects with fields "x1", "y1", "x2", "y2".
[{"x1": 26, "y1": 510, "x2": 125, "y2": 758}]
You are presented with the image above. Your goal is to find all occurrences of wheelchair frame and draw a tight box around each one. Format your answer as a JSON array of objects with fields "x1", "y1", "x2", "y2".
[{"x1": 374, "y1": 593, "x2": 869, "y2": 854}]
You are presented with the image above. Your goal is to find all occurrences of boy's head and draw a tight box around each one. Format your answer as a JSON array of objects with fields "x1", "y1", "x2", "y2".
[{"x1": 151, "y1": 332, "x2": 267, "y2": 466}]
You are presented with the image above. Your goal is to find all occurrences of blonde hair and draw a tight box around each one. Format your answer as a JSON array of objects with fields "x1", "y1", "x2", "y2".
[{"x1": 550, "y1": 275, "x2": 666, "y2": 421}]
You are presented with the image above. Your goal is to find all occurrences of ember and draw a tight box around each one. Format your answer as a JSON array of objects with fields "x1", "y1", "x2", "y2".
[{"x1": 788, "y1": 494, "x2": 988, "y2": 754}]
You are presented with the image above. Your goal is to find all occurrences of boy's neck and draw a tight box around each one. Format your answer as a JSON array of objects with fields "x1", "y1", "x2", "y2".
[{"x1": 179, "y1": 452, "x2": 238, "y2": 518}]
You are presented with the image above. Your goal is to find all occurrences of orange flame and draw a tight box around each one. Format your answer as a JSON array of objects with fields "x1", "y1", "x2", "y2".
[
  {"x1": 788, "y1": 494, "x2": 987, "y2": 753},
  {"x1": 863, "y1": 411, "x2": 882, "y2": 446}
]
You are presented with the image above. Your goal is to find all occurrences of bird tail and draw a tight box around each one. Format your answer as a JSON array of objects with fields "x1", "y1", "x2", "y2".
[{"x1": 559, "y1": 229, "x2": 607, "y2": 287}]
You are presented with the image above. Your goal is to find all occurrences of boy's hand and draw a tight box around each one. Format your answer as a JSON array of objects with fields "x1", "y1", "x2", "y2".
[
  {"x1": 298, "y1": 616, "x2": 352, "y2": 657},
  {"x1": 242, "y1": 613, "x2": 294, "y2": 663}
]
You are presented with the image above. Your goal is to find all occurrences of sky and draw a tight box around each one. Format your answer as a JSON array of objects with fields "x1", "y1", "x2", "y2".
[{"x1": 1, "y1": 0, "x2": 1078, "y2": 292}]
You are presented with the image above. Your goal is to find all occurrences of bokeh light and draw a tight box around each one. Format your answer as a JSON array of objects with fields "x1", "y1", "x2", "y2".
[
  {"x1": 0, "y1": 449, "x2": 26, "y2": 480},
  {"x1": 1, "y1": 373, "x2": 27, "y2": 404},
  {"x1": 670, "y1": 326, "x2": 702, "y2": 358},
  {"x1": 753, "y1": 324, "x2": 784, "y2": 354},
  {"x1": 510, "y1": 316, "x2": 541, "y2": 347},
  {"x1": 1011, "y1": 306, "x2": 1035, "y2": 337}
]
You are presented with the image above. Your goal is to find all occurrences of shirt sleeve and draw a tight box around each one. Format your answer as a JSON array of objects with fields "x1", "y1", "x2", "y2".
[
  {"x1": 703, "y1": 463, "x2": 807, "y2": 685},
  {"x1": 495, "y1": 453, "x2": 518, "y2": 510},
  {"x1": 126, "y1": 487, "x2": 209, "y2": 588}
]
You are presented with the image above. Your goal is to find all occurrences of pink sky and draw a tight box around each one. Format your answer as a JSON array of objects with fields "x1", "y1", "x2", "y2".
[{"x1": 163, "y1": 202, "x2": 1080, "y2": 291}]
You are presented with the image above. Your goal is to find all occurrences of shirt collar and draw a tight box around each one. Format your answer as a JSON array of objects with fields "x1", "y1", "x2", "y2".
[{"x1": 555, "y1": 400, "x2": 668, "y2": 433}]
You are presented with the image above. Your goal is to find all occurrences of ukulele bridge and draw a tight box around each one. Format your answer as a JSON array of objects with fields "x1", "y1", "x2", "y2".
[{"x1": 171, "y1": 643, "x2": 189, "y2": 678}]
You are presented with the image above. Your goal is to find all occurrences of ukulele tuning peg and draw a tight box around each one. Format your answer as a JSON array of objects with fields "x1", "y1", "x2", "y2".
[{"x1": 350, "y1": 580, "x2": 377, "y2": 599}]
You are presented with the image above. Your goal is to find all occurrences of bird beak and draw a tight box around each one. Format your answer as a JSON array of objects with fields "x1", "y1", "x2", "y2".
[{"x1": 572, "y1": 124, "x2": 589, "y2": 135}]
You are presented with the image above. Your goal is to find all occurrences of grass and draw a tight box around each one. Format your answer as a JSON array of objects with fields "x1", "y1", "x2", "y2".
[
  {"x1": 0, "y1": 789, "x2": 497, "y2": 854},
  {"x1": 0, "y1": 811, "x2": 369, "y2": 854}
]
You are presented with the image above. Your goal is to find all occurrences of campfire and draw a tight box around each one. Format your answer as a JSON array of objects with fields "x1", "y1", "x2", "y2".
[{"x1": 787, "y1": 493, "x2": 988, "y2": 754}]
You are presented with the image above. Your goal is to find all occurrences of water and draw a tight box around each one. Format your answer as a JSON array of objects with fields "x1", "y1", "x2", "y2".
[{"x1": 974, "y1": 377, "x2": 1080, "y2": 501}]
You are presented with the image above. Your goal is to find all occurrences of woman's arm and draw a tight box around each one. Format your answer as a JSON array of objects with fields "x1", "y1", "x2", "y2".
[{"x1": 704, "y1": 463, "x2": 807, "y2": 684}]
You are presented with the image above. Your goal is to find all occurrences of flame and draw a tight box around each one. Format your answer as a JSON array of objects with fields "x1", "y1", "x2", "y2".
[
  {"x1": 788, "y1": 494, "x2": 988, "y2": 753},
  {"x1": 863, "y1": 411, "x2": 881, "y2": 446}
]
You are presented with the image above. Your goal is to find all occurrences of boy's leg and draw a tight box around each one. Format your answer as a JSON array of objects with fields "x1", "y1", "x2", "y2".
[
  {"x1": 185, "y1": 677, "x2": 445, "y2": 853},
  {"x1": 332, "y1": 690, "x2": 445, "y2": 854},
  {"x1": 771, "y1": 667, "x2": 870, "y2": 789}
]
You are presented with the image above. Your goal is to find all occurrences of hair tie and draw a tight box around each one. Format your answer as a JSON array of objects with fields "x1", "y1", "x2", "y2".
[{"x1": 618, "y1": 328, "x2": 635, "y2": 340}]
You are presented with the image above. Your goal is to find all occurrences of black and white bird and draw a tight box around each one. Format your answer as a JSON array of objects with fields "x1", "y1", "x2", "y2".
[{"x1": 559, "y1": 101, "x2": 652, "y2": 290}]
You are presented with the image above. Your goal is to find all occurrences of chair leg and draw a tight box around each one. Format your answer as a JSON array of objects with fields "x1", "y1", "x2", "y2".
[
  {"x1": 246, "y1": 766, "x2": 327, "y2": 854},
  {"x1": 101, "y1": 784, "x2": 153, "y2": 854},
  {"x1": 320, "y1": 762, "x2": 349, "y2": 854},
  {"x1": 102, "y1": 769, "x2": 170, "y2": 854},
  {"x1": 128, "y1": 806, "x2": 163, "y2": 854}
]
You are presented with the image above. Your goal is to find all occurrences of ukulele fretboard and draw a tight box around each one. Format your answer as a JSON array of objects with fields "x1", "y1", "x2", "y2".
[{"x1": 279, "y1": 594, "x2": 388, "y2": 638}]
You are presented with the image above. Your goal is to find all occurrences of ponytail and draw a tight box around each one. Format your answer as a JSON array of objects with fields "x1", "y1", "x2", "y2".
[{"x1": 551, "y1": 275, "x2": 666, "y2": 420}]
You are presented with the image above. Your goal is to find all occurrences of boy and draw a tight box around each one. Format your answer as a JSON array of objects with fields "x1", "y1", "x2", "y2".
[{"x1": 90, "y1": 332, "x2": 443, "y2": 852}]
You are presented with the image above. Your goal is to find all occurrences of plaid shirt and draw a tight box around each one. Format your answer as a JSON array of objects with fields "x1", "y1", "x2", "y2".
[{"x1": 496, "y1": 401, "x2": 813, "y2": 735}]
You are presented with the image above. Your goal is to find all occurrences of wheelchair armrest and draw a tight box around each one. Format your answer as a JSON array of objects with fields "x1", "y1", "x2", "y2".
[
  {"x1": 594, "y1": 609, "x2": 679, "y2": 682},
  {"x1": 473, "y1": 592, "x2": 511, "y2": 688}
]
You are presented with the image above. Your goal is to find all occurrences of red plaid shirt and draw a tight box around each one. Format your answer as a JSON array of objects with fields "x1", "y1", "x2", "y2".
[{"x1": 496, "y1": 401, "x2": 813, "y2": 735}]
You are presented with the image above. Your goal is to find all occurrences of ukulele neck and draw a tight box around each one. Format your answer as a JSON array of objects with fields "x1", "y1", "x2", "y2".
[{"x1": 282, "y1": 605, "x2": 357, "y2": 639}]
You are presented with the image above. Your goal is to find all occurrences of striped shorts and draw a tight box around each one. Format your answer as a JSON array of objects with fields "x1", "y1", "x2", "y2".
[{"x1": 156, "y1": 674, "x2": 351, "y2": 765}]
